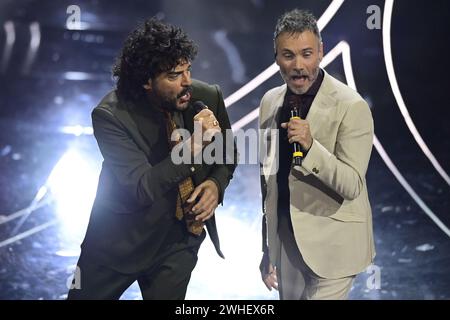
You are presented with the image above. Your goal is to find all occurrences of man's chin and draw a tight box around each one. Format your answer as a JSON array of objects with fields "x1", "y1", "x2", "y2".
[
  {"x1": 287, "y1": 82, "x2": 311, "y2": 95},
  {"x1": 160, "y1": 100, "x2": 189, "y2": 112},
  {"x1": 175, "y1": 101, "x2": 190, "y2": 111}
]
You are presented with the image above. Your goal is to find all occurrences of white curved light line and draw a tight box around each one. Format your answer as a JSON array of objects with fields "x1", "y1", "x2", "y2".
[
  {"x1": 21, "y1": 22, "x2": 41, "y2": 75},
  {"x1": 1, "y1": 21, "x2": 15, "y2": 73},
  {"x1": 11, "y1": 186, "x2": 50, "y2": 234},
  {"x1": 316, "y1": 0, "x2": 345, "y2": 31},
  {"x1": 374, "y1": 137, "x2": 450, "y2": 237},
  {"x1": 0, "y1": 220, "x2": 57, "y2": 248},
  {"x1": 0, "y1": 198, "x2": 50, "y2": 225},
  {"x1": 224, "y1": 63, "x2": 278, "y2": 107},
  {"x1": 224, "y1": 0, "x2": 345, "y2": 107},
  {"x1": 213, "y1": 30, "x2": 247, "y2": 83},
  {"x1": 231, "y1": 108, "x2": 259, "y2": 132},
  {"x1": 383, "y1": 0, "x2": 450, "y2": 186},
  {"x1": 4, "y1": 21, "x2": 15, "y2": 46}
]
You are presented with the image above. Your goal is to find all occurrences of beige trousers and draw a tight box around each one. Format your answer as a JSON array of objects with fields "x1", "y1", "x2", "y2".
[{"x1": 277, "y1": 214, "x2": 355, "y2": 300}]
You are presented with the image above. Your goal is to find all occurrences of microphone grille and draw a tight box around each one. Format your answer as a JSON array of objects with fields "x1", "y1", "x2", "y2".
[{"x1": 193, "y1": 100, "x2": 207, "y2": 113}]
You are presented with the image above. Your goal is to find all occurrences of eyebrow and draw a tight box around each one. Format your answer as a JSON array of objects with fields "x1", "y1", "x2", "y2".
[
  {"x1": 283, "y1": 47, "x2": 313, "y2": 52},
  {"x1": 168, "y1": 64, "x2": 192, "y2": 75}
]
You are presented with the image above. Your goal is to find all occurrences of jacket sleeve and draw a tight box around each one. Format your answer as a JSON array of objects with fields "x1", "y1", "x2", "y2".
[
  {"x1": 206, "y1": 85, "x2": 238, "y2": 204},
  {"x1": 92, "y1": 107, "x2": 200, "y2": 207},
  {"x1": 301, "y1": 99, "x2": 374, "y2": 200},
  {"x1": 258, "y1": 92, "x2": 270, "y2": 254}
]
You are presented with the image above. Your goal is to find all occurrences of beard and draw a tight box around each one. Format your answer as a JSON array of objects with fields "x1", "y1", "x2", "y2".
[
  {"x1": 159, "y1": 96, "x2": 178, "y2": 111},
  {"x1": 285, "y1": 65, "x2": 320, "y2": 95},
  {"x1": 153, "y1": 86, "x2": 192, "y2": 112}
]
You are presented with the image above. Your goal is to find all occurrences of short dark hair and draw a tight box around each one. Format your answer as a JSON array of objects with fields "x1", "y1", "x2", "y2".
[
  {"x1": 274, "y1": 9, "x2": 321, "y2": 43},
  {"x1": 112, "y1": 18, "x2": 198, "y2": 101}
]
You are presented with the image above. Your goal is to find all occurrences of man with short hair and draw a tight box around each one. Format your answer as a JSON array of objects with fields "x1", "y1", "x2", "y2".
[
  {"x1": 259, "y1": 9, "x2": 375, "y2": 300},
  {"x1": 68, "y1": 18, "x2": 236, "y2": 300}
]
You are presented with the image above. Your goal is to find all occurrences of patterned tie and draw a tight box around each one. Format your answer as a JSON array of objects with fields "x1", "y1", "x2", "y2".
[{"x1": 164, "y1": 111, "x2": 204, "y2": 236}]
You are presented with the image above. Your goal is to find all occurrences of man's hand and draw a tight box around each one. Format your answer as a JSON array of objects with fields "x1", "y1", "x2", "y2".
[
  {"x1": 186, "y1": 179, "x2": 219, "y2": 222},
  {"x1": 186, "y1": 108, "x2": 221, "y2": 156},
  {"x1": 260, "y1": 253, "x2": 278, "y2": 291},
  {"x1": 194, "y1": 109, "x2": 222, "y2": 143},
  {"x1": 281, "y1": 118, "x2": 313, "y2": 152}
]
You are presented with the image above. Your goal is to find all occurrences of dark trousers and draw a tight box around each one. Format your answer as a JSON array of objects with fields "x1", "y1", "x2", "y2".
[{"x1": 67, "y1": 220, "x2": 205, "y2": 300}]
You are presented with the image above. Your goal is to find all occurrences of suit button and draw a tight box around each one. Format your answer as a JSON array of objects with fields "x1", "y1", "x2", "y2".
[{"x1": 312, "y1": 167, "x2": 319, "y2": 174}]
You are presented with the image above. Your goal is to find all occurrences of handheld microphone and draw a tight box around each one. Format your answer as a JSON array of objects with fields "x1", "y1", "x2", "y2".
[
  {"x1": 193, "y1": 100, "x2": 208, "y2": 113},
  {"x1": 192, "y1": 100, "x2": 219, "y2": 144},
  {"x1": 287, "y1": 96, "x2": 303, "y2": 166}
]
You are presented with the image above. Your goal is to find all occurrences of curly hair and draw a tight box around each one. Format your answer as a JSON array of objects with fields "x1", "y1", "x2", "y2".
[{"x1": 112, "y1": 18, "x2": 198, "y2": 101}]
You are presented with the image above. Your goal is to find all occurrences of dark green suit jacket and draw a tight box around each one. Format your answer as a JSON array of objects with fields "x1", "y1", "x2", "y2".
[{"x1": 81, "y1": 79, "x2": 237, "y2": 273}]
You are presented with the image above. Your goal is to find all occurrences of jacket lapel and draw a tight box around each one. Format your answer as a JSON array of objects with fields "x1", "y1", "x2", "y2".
[
  {"x1": 306, "y1": 71, "x2": 338, "y2": 140},
  {"x1": 260, "y1": 85, "x2": 286, "y2": 182}
]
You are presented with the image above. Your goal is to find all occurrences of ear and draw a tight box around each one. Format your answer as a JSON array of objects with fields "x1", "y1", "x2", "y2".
[
  {"x1": 143, "y1": 79, "x2": 152, "y2": 91},
  {"x1": 274, "y1": 41, "x2": 280, "y2": 65}
]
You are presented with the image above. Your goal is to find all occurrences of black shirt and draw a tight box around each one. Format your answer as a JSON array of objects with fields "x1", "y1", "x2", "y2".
[{"x1": 277, "y1": 69, "x2": 324, "y2": 217}]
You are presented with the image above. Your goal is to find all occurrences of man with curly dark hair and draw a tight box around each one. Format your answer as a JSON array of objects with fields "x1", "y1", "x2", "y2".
[{"x1": 67, "y1": 18, "x2": 237, "y2": 300}]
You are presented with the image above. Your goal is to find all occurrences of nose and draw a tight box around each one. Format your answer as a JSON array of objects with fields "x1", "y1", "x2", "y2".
[
  {"x1": 293, "y1": 56, "x2": 304, "y2": 71},
  {"x1": 181, "y1": 70, "x2": 192, "y2": 86}
]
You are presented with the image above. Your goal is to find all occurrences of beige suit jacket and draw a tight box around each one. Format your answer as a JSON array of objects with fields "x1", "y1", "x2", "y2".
[{"x1": 259, "y1": 71, "x2": 375, "y2": 279}]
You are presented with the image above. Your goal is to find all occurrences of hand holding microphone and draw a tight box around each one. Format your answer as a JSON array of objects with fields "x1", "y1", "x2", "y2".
[
  {"x1": 280, "y1": 96, "x2": 313, "y2": 165},
  {"x1": 190, "y1": 101, "x2": 221, "y2": 154}
]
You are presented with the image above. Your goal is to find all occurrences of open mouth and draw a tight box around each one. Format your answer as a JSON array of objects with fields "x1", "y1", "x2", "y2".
[
  {"x1": 177, "y1": 88, "x2": 192, "y2": 104},
  {"x1": 178, "y1": 91, "x2": 191, "y2": 104},
  {"x1": 291, "y1": 75, "x2": 309, "y2": 83},
  {"x1": 289, "y1": 75, "x2": 310, "y2": 88}
]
